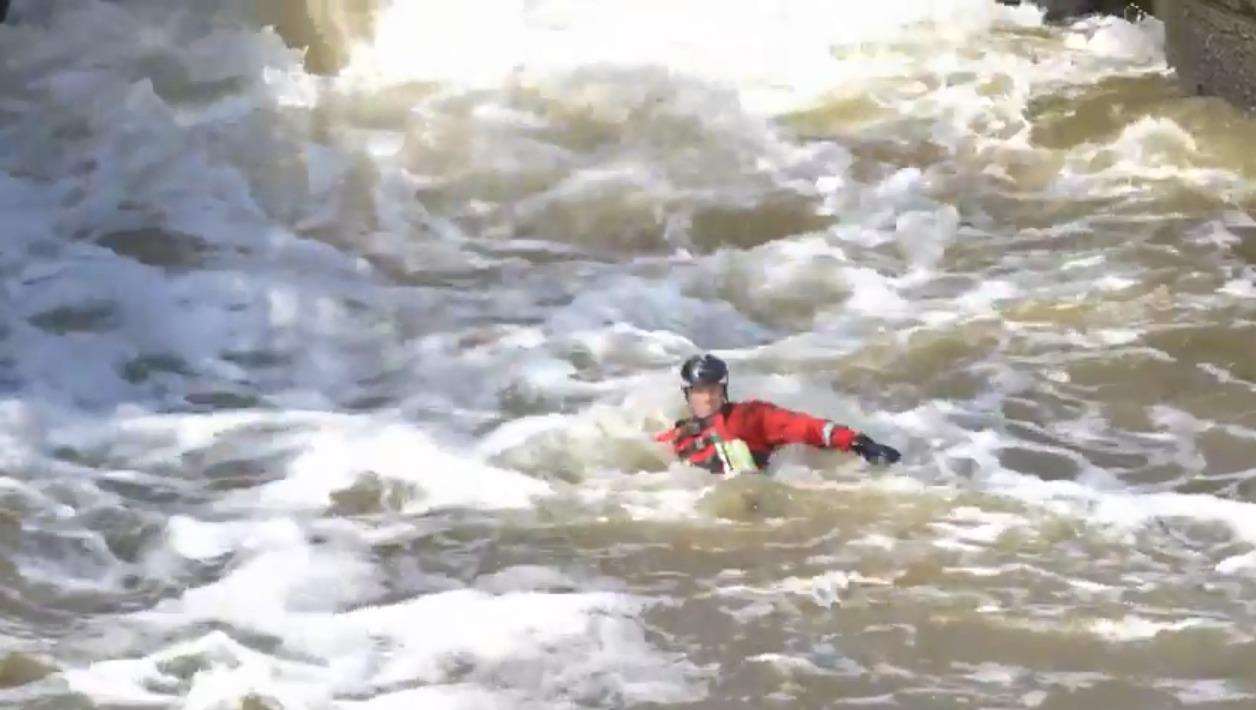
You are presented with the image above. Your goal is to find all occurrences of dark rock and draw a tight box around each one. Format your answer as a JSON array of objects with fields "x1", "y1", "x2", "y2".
[
  {"x1": 1000, "y1": 0, "x2": 1156, "y2": 21},
  {"x1": 1042, "y1": 0, "x2": 1105, "y2": 21},
  {"x1": 1164, "y1": 0, "x2": 1256, "y2": 113}
]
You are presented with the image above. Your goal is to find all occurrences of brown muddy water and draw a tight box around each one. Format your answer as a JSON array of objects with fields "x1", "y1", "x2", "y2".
[{"x1": 0, "y1": 1, "x2": 1254, "y2": 708}]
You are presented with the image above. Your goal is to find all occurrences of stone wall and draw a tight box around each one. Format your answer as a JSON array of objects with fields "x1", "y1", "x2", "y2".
[
  {"x1": 1003, "y1": 0, "x2": 1256, "y2": 115},
  {"x1": 1163, "y1": 0, "x2": 1256, "y2": 112}
]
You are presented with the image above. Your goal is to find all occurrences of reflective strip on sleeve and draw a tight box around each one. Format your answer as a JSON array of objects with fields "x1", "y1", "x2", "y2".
[{"x1": 822, "y1": 421, "x2": 837, "y2": 447}]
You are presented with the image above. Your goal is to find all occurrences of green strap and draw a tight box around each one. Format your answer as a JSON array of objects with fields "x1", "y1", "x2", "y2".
[{"x1": 714, "y1": 439, "x2": 759, "y2": 475}]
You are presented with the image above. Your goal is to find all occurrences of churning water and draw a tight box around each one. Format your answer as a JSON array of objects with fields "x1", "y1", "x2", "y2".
[{"x1": 1, "y1": 1, "x2": 1255, "y2": 708}]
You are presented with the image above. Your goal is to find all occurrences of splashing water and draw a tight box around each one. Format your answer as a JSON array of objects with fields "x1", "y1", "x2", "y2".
[{"x1": 2, "y1": 0, "x2": 1256, "y2": 707}]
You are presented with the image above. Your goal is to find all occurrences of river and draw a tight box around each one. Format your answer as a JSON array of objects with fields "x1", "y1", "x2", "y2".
[{"x1": 1, "y1": 1, "x2": 1255, "y2": 708}]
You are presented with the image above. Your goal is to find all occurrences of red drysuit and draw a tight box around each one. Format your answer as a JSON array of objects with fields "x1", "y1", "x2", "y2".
[{"x1": 655, "y1": 400, "x2": 858, "y2": 474}]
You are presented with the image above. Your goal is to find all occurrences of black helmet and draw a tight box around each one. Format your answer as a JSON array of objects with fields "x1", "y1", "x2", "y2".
[{"x1": 680, "y1": 354, "x2": 728, "y2": 388}]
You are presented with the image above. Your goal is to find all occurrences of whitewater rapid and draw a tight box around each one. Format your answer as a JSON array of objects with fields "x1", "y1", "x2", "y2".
[{"x1": 2, "y1": 1, "x2": 1255, "y2": 708}]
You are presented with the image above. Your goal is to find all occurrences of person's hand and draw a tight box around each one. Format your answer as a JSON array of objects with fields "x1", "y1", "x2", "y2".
[{"x1": 851, "y1": 434, "x2": 900, "y2": 465}]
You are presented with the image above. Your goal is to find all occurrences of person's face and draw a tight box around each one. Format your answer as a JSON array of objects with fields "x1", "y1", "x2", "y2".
[{"x1": 685, "y1": 383, "x2": 725, "y2": 419}]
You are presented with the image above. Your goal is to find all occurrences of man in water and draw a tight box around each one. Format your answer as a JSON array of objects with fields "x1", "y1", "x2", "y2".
[{"x1": 656, "y1": 354, "x2": 901, "y2": 475}]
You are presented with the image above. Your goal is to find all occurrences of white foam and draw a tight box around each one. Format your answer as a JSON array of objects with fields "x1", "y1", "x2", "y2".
[
  {"x1": 843, "y1": 268, "x2": 912, "y2": 319},
  {"x1": 1065, "y1": 577, "x2": 1121, "y2": 595},
  {"x1": 344, "y1": 0, "x2": 1008, "y2": 112},
  {"x1": 475, "y1": 565, "x2": 583, "y2": 593},
  {"x1": 1087, "y1": 616, "x2": 1220, "y2": 643},
  {"x1": 981, "y1": 452, "x2": 1256, "y2": 573},
  {"x1": 841, "y1": 693, "x2": 900, "y2": 706},
  {"x1": 957, "y1": 279, "x2": 1021, "y2": 313},
  {"x1": 97, "y1": 572, "x2": 704, "y2": 706},
  {"x1": 1057, "y1": 116, "x2": 1218, "y2": 198},
  {"x1": 1063, "y1": 255, "x2": 1106, "y2": 270},
  {"x1": 591, "y1": 470, "x2": 716, "y2": 522},
  {"x1": 1065, "y1": 15, "x2": 1165, "y2": 65},
  {"x1": 1220, "y1": 276, "x2": 1256, "y2": 298},
  {"x1": 747, "y1": 652, "x2": 862, "y2": 677},
  {"x1": 939, "y1": 507, "x2": 1027, "y2": 544},
  {"x1": 164, "y1": 515, "x2": 240, "y2": 562},
  {"x1": 6, "y1": 1, "x2": 1256, "y2": 707},
  {"x1": 340, "y1": 685, "x2": 517, "y2": 710},
  {"x1": 1094, "y1": 328, "x2": 1142, "y2": 345},
  {"x1": 1216, "y1": 551, "x2": 1256, "y2": 575},
  {"x1": 547, "y1": 275, "x2": 770, "y2": 349},
  {"x1": 896, "y1": 206, "x2": 959, "y2": 270},
  {"x1": 243, "y1": 421, "x2": 552, "y2": 514},
  {"x1": 1022, "y1": 689, "x2": 1049, "y2": 707},
  {"x1": 957, "y1": 661, "x2": 1024, "y2": 685},
  {"x1": 1095, "y1": 275, "x2": 1139, "y2": 292},
  {"x1": 717, "y1": 569, "x2": 893, "y2": 610},
  {"x1": 847, "y1": 534, "x2": 898, "y2": 551},
  {"x1": 64, "y1": 630, "x2": 328, "y2": 709},
  {"x1": 1162, "y1": 679, "x2": 1255, "y2": 706},
  {"x1": 357, "y1": 590, "x2": 704, "y2": 704}
]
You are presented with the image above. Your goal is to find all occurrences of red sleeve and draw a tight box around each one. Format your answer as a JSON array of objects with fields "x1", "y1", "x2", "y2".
[{"x1": 737, "y1": 401, "x2": 858, "y2": 451}]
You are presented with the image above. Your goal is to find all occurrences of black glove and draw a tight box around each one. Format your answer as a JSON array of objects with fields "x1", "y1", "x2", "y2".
[{"x1": 851, "y1": 434, "x2": 900, "y2": 465}]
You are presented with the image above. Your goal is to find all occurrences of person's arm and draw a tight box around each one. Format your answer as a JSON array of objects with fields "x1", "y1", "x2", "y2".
[
  {"x1": 746, "y1": 401, "x2": 901, "y2": 464},
  {"x1": 744, "y1": 401, "x2": 855, "y2": 449}
]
